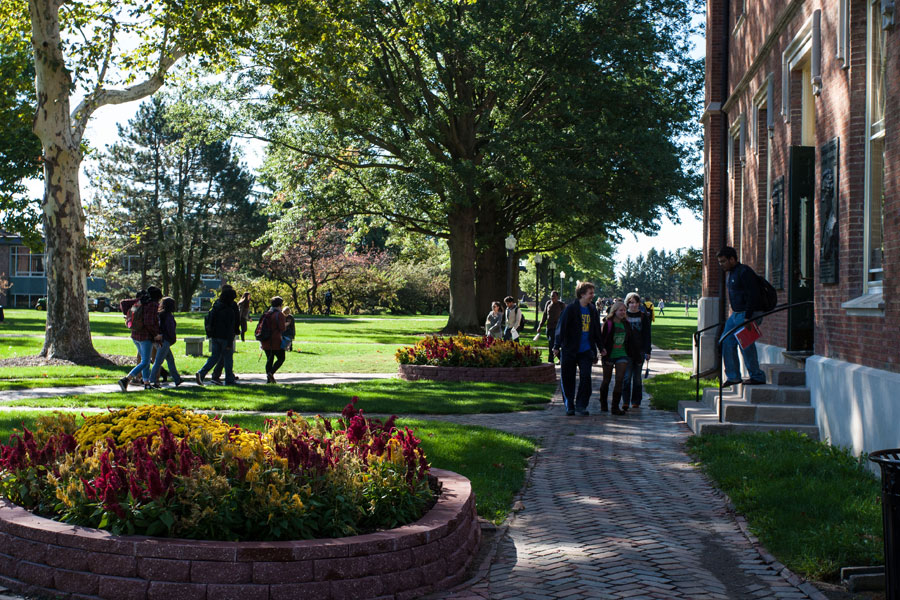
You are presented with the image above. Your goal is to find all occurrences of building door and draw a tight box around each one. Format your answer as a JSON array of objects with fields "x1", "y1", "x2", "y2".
[{"x1": 787, "y1": 146, "x2": 815, "y2": 351}]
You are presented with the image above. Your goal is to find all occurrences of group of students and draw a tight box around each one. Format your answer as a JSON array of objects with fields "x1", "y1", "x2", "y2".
[
  {"x1": 535, "y1": 283, "x2": 653, "y2": 416},
  {"x1": 116, "y1": 286, "x2": 298, "y2": 391}
]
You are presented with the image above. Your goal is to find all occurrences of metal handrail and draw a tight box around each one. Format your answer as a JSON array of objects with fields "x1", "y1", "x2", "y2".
[{"x1": 690, "y1": 300, "x2": 815, "y2": 422}]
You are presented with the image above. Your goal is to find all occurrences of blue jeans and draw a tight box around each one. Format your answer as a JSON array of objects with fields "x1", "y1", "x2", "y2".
[
  {"x1": 622, "y1": 358, "x2": 644, "y2": 407},
  {"x1": 560, "y1": 350, "x2": 594, "y2": 411},
  {"x1": 128, "y1": 339, "x2": 153, "y2": 381},
  {"x1": 721, "y1": 311, "x2": 765, "y2": 382},
  {"x1": 199, "y1": 338, "x2": 235, "y2": 384},
  {"x1": 150, "y1": 340, "x2": 182, "y2": 384}
]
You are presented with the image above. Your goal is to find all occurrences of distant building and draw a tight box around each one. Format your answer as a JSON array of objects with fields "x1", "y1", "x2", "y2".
[
  {"x1": 0, "y1": 231, "x2": 219, "y2": 310},
  {"x1": 699, "y1": 0, "x2": 898, "y2": 454}
]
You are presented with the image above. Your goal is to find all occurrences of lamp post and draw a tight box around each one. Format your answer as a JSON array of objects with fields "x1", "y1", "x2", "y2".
[
  {"x1": 569, "y1": 277, "x2": 574, "y2": 298},
  {"x1": 533, "y1": 254, "x2": 543, "y2": 326},
  {"x1": 505, "y1": 234, "x2": 517, "y2": 298},
  {"x1": 559, "y1": 271, "x2": 566, "y2": 302},
  {"x1": 548, "y1": 261, "x2": 557, "y2": 295}
]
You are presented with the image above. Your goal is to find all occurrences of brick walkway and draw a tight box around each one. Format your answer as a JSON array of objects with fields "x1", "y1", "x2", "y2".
[{"x1": 431, "y1": 351, "x2": 815, "y2": 600}]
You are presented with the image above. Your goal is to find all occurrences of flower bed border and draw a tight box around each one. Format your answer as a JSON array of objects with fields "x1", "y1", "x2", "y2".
[
  {"x1": 0, "y1": 468, "x2": 478, "y2": 600},
  {"x1": 398, "y1": 362, "x2": 556, "y2": 384}
]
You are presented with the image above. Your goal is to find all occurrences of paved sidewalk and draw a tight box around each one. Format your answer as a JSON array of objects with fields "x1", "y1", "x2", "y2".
[
  {"x1": 432, "y1": 350, "x2": 814, "y2": 600},
  {"x1": 0, "y1": 372, "x2": 396, "y2": 406}
]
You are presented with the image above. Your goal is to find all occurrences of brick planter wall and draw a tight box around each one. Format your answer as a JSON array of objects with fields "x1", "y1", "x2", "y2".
[
  {"x1": 0, "y1": 468, "x2": 478, "y2": 600},
  {"x1": 398, "y1": 363, "x2": 556, "y2": 384}
]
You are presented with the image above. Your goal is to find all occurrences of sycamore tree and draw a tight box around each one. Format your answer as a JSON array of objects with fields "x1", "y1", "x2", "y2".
[{"x1": 250, "y1": 0, "x2": 702, "y2": 331}]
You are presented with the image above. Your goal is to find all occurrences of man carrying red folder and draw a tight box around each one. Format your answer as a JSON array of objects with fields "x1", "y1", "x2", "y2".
[{"x1": 716, "y1": 247, "x2": 767, "y2": 386}]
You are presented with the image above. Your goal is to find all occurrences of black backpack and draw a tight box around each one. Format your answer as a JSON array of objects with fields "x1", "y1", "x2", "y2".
[
  {"x1": 255, "y1": 310, "x2": 273, "y2": 341},
  {"x1": 204, "y1": 305, "x2": 217, "y2": 338},
  {"x1": 756, "y1": 274, "x2": 778, "y2": 312}
]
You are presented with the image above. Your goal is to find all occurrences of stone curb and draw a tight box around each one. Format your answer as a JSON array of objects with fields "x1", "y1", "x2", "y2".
[{"x1": 398, "y1": 363, "x2": 557, "y2": 384}]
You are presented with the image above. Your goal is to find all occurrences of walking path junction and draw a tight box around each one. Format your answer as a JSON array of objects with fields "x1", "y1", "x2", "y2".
[{"x1": 0, "y1": 351, "x2": 826, "y2": 599}]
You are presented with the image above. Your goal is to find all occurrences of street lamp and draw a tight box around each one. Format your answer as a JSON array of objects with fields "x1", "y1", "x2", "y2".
[
  {"x1": 548, "y1": 261, "x2": 557, "y2": 294},
  {"x1": 559, "y1": 270, "x2": 565, "y2": 301},
  {"x1": 505, "y1": 234, "x2": 517, "y2": 297},
  {"x1": 569, "y1": 277, "x2": 574, "y2": 298},
  {"x1": 533, "y1": 254, "x2": 543, "y2": 325}
]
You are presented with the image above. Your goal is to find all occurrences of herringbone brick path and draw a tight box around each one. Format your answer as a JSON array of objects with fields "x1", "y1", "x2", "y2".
[{"x1": 434, "y1": 353, "x2": 814, "y2": 600}]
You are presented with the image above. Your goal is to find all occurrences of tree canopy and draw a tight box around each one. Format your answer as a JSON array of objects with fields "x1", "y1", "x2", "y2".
[{"x1": 246, "y1": 0, "x2": 703, "y2": 330}]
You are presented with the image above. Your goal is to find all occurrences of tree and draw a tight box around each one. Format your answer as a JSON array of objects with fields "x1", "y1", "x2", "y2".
[
  {"x1": 671, "y1": 247, "x2": 702, "y2": 301},
  {"x1": 246, "y1": 0, "x2": 702, "y2": 331},
  {"x1": 0, "y1": 29, "x2": 42, "y2": 247},
  {"x1": 88, "y1": 96, "x2": 262, "y2": 310},
  {"x1": 6, "y1": 0, "x2": 258, "y2": 360}
]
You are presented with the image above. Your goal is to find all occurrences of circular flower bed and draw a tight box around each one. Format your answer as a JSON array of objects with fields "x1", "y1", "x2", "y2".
[
  {"x1": 395, "y1": 333, "x2": 542, "y2": 368},
  {"x1": 0, "y1": 400, "x2": 433, "y2": 542}
]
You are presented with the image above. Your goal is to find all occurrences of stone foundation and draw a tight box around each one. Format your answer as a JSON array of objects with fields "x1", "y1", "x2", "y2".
[
  {"x1": 0, "y1": 468, "x2": 479, "y2": 600},
  {"x1": 398, "y1": 363, "x2": 556, "y2": 384}
]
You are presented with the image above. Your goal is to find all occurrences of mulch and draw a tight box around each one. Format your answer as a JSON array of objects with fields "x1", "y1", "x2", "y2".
[{"x1": 0, "y1": 354, "x2": 134, "y2": 368}]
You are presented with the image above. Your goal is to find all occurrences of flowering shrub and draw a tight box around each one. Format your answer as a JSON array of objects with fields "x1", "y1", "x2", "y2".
[
  {"x1": 0, "y1": 401, "x2": 432, "y2": 541},
  {"x1": 395, "y1": 334, "x2": 542, "y2": 368}
]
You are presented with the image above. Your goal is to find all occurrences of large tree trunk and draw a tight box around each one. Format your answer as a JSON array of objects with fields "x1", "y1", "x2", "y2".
[
  {"x1": 444, "y1": 205, "x2": 480, "y2": 332},
  {"x1": 31, "y1": 0, "x2": 99, "y2": 361}
]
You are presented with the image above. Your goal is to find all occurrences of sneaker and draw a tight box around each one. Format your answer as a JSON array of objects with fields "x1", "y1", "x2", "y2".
[
  {"x1": 565, "y1": 410, "x2": 575, "y2": 416},
  {"x1": 575, "y1": 410, "x2": 590, "y2": 416},
  {"x1": 630, "y1": 404, "x2": 641, "y2": 409},
  {"x1": 743, "y1": 378, "x2": 766, "y2": 385},
  {"x1": 195, "y1": 373, "x2": 204, "y2": 386},
  {"x1": 117, "y1": 377, "x2": 129, "y2": 392},
  {"x1": 210, "y1": 378, "x2": 224, "y2": 386},
  {"x1": 723, "y1": 379, "x2": 743, "y2": 387},
  {"x1": 174, "y1": 379, "x2": 184, "y2": 387},
  {"x1": 611, "y1": 408, "x2": 624, "y2": 415}
]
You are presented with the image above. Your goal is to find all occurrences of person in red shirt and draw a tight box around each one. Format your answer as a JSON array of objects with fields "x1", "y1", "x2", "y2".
[
  {"x1": 119, "y1": 286, "x2": 162, "y2": 391},
  {"x1": 259, "y1": 296, "x2": 287, "y2": 383}
]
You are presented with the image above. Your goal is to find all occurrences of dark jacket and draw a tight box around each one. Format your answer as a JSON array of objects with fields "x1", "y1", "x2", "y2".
[
  {"x1": 159, "y1": 311, "x2": 177, "y2": 344},
  {"x1": 131, "y1": 300, "x2": 160, "y2": 342},
  {"x1": 284, "y1": 314, "x2": 295, "y2": 339},
  {"x1": 599, "y1": 319, "x2": 643, "y2": 363},
  {"x1": 727, "y1": 263, "x2": 762, "y2": 313},
  {"x1": 553, "y1": 301, "x2": 602, "y2": 359},
  {"x1": 207, "y1": 299, "x2": 238, "y2": 340},
  {"x1": 624, "y1": 310, "x2": 652, "y2": 357}
]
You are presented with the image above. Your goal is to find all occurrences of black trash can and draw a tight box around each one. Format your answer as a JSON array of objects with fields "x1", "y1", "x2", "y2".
[{"x1": 870, "y1": 449, "x2": 900, "y2": 600}]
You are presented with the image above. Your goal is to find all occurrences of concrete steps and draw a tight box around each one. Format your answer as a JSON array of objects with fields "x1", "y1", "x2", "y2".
[{"x1": 678, "y1": 363, "x2": 819, "y2": 440}]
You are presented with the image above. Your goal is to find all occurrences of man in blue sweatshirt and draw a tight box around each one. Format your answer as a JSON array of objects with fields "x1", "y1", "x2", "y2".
[
  {"x1": 553, "y1": 281, "x2": 604, "y2": 416},
  {"x1": 717, "y1": 247, "x2": 766, "y2": 386}
]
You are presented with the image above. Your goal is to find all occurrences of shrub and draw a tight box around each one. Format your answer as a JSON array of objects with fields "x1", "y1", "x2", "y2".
[
  {"x1": 396, "y1": 334, "x2": 542, "y2": 368},
  {"x1": 0, "y1": 401, "x2": 432, "y2": 541}
]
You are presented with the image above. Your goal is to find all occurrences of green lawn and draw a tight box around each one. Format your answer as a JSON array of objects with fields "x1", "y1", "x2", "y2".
[
  {"x1": 0, "y1": 410, "x2": 537, "y2": 525},
  {"x1": 3, "y1": 379, "x2": 556, "y2": 414},
  {"x1": 650, "y1": 313, "x2": 698, "y2": 351},
  {"x1": 645, "y1": 372, "x2": 715, "y2": 411},
  {"x1": 687, "y1": 431, "x2": 883, "y2": 581}
]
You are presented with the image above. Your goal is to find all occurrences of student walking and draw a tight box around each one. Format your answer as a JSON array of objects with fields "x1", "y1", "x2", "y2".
[
  {"x1": 237, "y1": 292, "x2": 251, "y2": 342},
  {"x1": 623, "y1": 293, "x2": 652, "y2": 409},
  {"x1": 119, "y1": 286, "x2": 163, "y2": 391},
  {"x1": 657, "y1": 298, "x2": 665, "y2": 316},
  {"x1": 537, "y1": 291, "x2": 566, "y2": 364},
  {"x1": 259, "y1": 296, "x2": 288, "y2": 383},
  {"x1": 149, "y1": 297, "x2": 184, "y2": 387},
  {"x1": 717, "y1": 246, "x2": 766, "y2": 385},
  {"x1": 196, "y1": 287, "x2": 239, "y2": 386},
  {"x1": 553, "y1": 282, "x2": 603, "y2": 416},
  {"x1": 281, "y1": 306, "x2": 295, "y2": 351},
  {"x1": 485, "y1": 301, "x2": 504, "y2": 338},
  {"x1": 598, "y1": 300, "x2": 643, "y2": 414},
  {"x1": 503, "y1": 296, "x2": 523, "y2": 341}
]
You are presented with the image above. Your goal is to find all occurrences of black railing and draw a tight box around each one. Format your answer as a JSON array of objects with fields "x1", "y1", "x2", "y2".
[{"x1": 690, "y1": 300, "x2": 814, "y2": 422}]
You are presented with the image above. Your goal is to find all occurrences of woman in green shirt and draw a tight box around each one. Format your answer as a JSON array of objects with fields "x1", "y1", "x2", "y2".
[{"x1": 598, "y1": 300, "x2": 641, "y2": 415}]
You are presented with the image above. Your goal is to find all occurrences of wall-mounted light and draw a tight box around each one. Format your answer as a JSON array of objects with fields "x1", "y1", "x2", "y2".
[
  {"x1": 883, "y1": 0, "x2": 896, "y2": 30},
  {"x1": 767, "y1": 77, "x2": 775, "y2": 138},
  {"x1": 812, "y1": 10, "x2": 823, "y2": 96}
]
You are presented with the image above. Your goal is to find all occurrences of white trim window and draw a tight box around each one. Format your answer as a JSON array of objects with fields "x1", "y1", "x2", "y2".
[
  {"x1": 11, "y1": 246, "x2": 45, "y2": 277},
  {"x1": 864, "y1": 0, "x2": 887, "y2": 291}
]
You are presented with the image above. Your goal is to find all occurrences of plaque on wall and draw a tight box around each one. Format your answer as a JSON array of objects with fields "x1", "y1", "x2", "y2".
[
  {"x1": 770, "y1": 176, "x2": 785, "y2": 289},
  {"x1": 820, "y1": 137, "x2": 839, "y2": 283}
]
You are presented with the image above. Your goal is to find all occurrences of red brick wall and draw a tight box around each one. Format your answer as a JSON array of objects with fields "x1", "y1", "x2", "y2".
[{"x1": 704, "y1": 0, "x2": 900, "y2": 372}]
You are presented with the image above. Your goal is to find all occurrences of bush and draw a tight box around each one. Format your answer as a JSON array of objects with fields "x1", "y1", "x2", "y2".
[
  {"x1": 0, "y1": 402, "x2": 432, "y2": 541},
  {"x1": 396, "y1": 334, "x2": 542, "y2": 368}
]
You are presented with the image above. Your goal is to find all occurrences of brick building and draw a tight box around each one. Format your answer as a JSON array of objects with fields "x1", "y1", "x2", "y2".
[{"x1": 699, "y1": 0, "x2": 898, "y2": 454}]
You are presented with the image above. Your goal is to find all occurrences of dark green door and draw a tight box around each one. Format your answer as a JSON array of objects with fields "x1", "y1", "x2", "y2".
[{"x1": 787, "y1": 146, "x2": 815, "y2": 351}]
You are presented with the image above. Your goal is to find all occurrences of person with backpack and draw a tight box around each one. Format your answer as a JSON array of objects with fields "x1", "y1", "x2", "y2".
[
  {"x1": 716, "y1": 246, "x2": 767, "y2": 386},
  {"x1": 237, "y1": 292, "x2": 251, "y2": 342},
  {"x1": 209, "y1": 284, "x2": 241, "y2": 384},
  {"x1": 323, "y1": 290, "x2": 333, "y2": 315},
  {"x1": 196, "y1": 287, "x2": 239, "y2": 386},
  {"x1": 257, "y1": 296, "x2": 287, "y2": 383},
  {"x1": 552, "y1": 282, "x2": 604, "y2": 416},
  {"x1": 598, "y1": 300, "x2": 644, "y2": 414},
  {"x1": 537, "y1": 291, "x2": 566, "y2": 363},
  {"x1": 502, "y1": 296, "x2": 522, "y2": 341},
  {"x1": 119, "y1": 286, "x2": 162, "y2": 391},
  {"x1": 149, "y1": 297, "x2": 183, "y2": 388}
]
